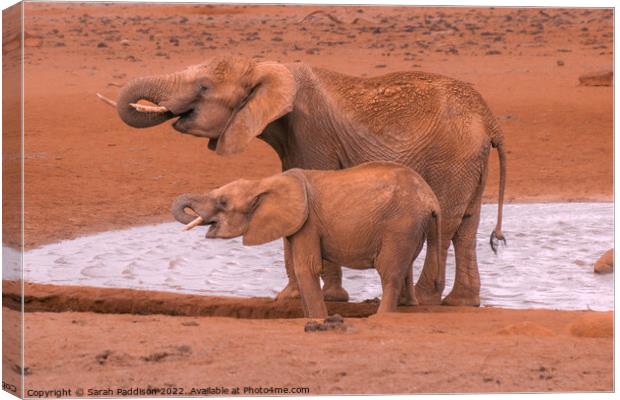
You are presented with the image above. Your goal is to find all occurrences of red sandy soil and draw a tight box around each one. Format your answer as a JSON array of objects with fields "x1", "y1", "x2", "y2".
[
  {"x1": 1, "y1": 283, "x2": 614, "y2": 394},
  {"x1": 1, "y1": 4, "x2": 613, "y2": 396},
  {"x1": 3, "y1": 3, "x2": 612, "y2": 248}
]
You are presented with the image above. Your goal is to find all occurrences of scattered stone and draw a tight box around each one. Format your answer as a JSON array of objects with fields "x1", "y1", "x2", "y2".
[
  {"x1": 593, "y1": 249, "x2": 613, "y2": 273},
  {"x1": 97, "y1": 42, "x2": 107, "y2": 48},
  {"x1": 141, "y1": 351, "x2": 170, "y2": 362},
  {"x1": 95, "y1": 350, "x2": 112, "y2": 365},
  {"x1": 304, "y1": 320, "x2": 320, "y2": 332},
  {"x1": 325, "y1": 314, "x2": 344, "y2": 324},
  {"x1": 363, "y1": 297, "x2": 381, "y2": 304},
  {"x1": 304, "y1": 314, "x2": 348, "y2": 332},
  {"x1": 578, "y1": 71, "x2": 613, "y2": 87},
  {"x1": 120, "y1": 39, "x2": 130, "y2": 46},
  {"x1": 557, "y1": 60, "x2": 565, "y2": 66}
]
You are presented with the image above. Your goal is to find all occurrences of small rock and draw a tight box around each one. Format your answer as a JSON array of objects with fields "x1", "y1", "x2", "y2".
[
  {"x1": 594, "y1": 249, "x2": 613, "y2": 273},
  {"x1": 557, "y1": 60, "x2": 565, "y2": 66},
  {"x1": 120, "y1": 39, "x2": 130, "y2": 46},
  {"x1": 97, "y1": 42, "x2": 107, "y2": 48},
  {"x1": 363, "y1": 297, "x2": 381, "y2": 304},
  {"x1": 95, "y1": 350, "x2": 112, "y2": 365},
  {"x1": 304, "y1": 320, "x2": 320, "y2": 332},
  {"x1": 325, "y1": 314, "x2": 344, "y2": 324}
]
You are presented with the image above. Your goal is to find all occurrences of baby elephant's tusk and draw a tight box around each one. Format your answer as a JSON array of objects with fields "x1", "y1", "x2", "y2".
[
  {"x1": 129, "y1": 103, "x2": 169, "y2": 113},
  {"x1": 96, "y1": 93, "x2": 117, "y2": 108},
  {"x1": 183, "y1": 216, "x2": 204, "y2": 231}
]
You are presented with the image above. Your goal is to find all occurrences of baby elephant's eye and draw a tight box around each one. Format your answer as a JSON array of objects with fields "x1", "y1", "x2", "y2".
[
  {"x1": 216, "y1": 196, "x2": 228, "y2": 209},
  {"x1": 199, "y1": 83, "x2": 209, "y2": 92}
]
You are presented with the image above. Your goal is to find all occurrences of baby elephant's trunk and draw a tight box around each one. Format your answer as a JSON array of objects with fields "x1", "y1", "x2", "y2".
[{"x1": 171, "y1": 194, "x2": 203, "y2": 225}]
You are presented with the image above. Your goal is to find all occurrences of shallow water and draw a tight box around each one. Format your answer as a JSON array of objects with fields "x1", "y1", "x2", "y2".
[{"x1": 6, "y1": 203, "x2": 614, "y2": 311}]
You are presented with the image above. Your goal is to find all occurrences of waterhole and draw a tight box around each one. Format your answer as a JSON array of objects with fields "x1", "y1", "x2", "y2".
[{"x1": 4, "y1": 203, "x2": 613, "y2": 311}]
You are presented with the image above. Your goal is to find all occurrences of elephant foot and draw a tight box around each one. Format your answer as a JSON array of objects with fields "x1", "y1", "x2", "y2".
[
  {"x1": 275, "y1": 283, "x2": 301, "y2": 300},
  {"x1": 322, "y1": 286, "x2": 349, "y2": 302},
  {"x1": 441, "y1": 289, "x2": 480, "y2": 307},
  {"x1": 398, "y1": 284, "x2": 419, "y2": 306},
  {"x1": 414, "y1": 283, "x2": 443, "y2": 305}
]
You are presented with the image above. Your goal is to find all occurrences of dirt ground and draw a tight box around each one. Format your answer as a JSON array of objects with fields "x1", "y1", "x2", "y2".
[
  {"x1": 2, "y1": 284, "x2": 615, "y2": 394},
  {"x1": 1, "y1": 3, "x2": 614, "y2": 396},
  {"x1": 8, "y1": 3, "x2": 613, "y2": 248}
]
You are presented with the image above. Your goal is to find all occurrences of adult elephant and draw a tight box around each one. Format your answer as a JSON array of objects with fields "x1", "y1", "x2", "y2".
[{"x1": 101, "y1": 57, "x2": 506, "y2": 306}]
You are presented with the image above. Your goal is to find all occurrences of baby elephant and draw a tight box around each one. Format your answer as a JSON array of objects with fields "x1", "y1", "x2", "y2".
[{"x1": 172, "y1": 161, "x2": 442, "y2": 318}]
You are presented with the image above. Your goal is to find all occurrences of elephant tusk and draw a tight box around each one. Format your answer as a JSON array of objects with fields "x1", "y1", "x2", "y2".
[
  {"x1": 183, "y1": 216, "x2": 204, "y2": 231},
  {"x1": 96, "y1": 93, "x2": 117, "y2": 108},
  {"x1": 129, "y1": 102, "x2": 169, "y2": 113}
]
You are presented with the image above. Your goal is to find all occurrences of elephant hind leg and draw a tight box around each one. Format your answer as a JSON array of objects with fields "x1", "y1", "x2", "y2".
[
  {"x1": 442, "y1": 189, "x2": 484, "y2": 307},
  {"x1": 442, "y1": 215, "x2": 481, "y2": 306},
  {"x1": 375, "y1": 238, "x2": 418, "y2": 313},
  {"x1": 321, "y1": 260, "x2": 349, "y2": 302},
  {"x1": 398, "y1": 262, "x2": 418, "y2": 306},
  {"x1": 399, "y1": 237, "x2": 425, "y2": 306},
  {"x1": 415, "y1": 227, "x2": 453, "y2": 305}
]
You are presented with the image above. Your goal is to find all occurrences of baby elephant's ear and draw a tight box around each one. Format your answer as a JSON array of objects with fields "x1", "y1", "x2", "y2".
[{"x1": 243, "y1": 172, "x2": 308, "y2": 246}]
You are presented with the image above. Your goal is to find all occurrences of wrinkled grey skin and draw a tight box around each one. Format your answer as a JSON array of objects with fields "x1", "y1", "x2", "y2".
[
  {"x1": 114, "y1": 57, "x2": 506, "y2": 306},
  {"x1": 172, "y1": 162, "x2": 443, "y2": 318}
]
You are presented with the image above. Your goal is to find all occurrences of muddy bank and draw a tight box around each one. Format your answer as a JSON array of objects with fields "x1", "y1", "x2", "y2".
[{"x1": 4, "y1": 282, "x2": 380, "y2": 319}]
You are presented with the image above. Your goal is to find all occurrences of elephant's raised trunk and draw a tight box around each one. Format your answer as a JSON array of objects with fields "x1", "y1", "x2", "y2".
[
  {"x1": 171, "y1": 194, "x2": 205, "y2": 225},
  {"x1": 117, "y1": 75, "x2": 177, "y2": 128}
]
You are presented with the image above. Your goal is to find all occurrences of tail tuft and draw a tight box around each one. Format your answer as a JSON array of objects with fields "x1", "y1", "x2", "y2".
[{"x1": 489, "y1": 230, "x2": 507, "y2": 254}]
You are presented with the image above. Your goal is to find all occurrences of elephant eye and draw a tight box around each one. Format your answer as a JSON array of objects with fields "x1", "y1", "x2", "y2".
[
  {"x1": 199, "y1": 83, "x2": 209, "y2": 92},
  {"x1": 216, "y1": 196, "x2": 228, "y2": 209}
]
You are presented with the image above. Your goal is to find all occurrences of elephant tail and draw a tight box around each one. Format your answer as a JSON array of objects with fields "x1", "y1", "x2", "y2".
[
  {"x1": 429, "y1": 208, "x2": 442, "y2": 287},
  {"x1": 490, "y1": 134, "x2": 507, "y2": 254}
]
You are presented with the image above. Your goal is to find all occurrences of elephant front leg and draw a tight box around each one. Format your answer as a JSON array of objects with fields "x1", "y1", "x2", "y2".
[
  {"x1": 275, "y1": 237, "x2": 301, "y2": 300},
  {"x1": 291, "y1": 230, "x2": 328, "y2": 318},
  {"x1": 321, "y1": 261, "x2": 349, "y2": 302}
]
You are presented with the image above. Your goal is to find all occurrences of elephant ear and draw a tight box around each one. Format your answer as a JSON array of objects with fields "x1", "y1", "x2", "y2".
[
  {"x1": 216, "y1": 62, "x2": 296, "y2": 156},
  {"x1": 243, "y1": 171, "x2": 308, "y2": 246}
]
